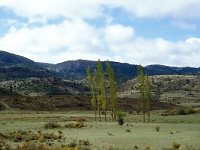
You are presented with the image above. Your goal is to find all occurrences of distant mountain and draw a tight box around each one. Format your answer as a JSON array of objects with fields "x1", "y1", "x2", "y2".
[
  {"x1": 145, "y1": 65, "x2": 200, "y2": 76},
  {"x1": 0, "y1": 50, "x2": 56, "y2": 80},
  {"x1": 40, "y1": 60, "x2": 200, "y2": 83},
  {"x1": 39, "y1": 60, "x2": 138, "y2": 82},
  {"x1": 1, "y1": 50, "x2": 200, "y2": 83},
  {"x1": 0, "y1": 50, "x2": 35, "y2": 66},
  {"x1": 0, "y1": 51, "x2": 89, "y2": 96}
]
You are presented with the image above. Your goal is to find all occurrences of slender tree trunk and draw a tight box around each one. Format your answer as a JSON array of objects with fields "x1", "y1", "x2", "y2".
[
  {"x1": 104, "y1": 109, "x2": 107, "y2": 121},
  {"x1": 94, "y1": 106, "x2": 97, "y2": 122},
  {"x1": 98, "y1": 100, "x2": 101, "y2": 121},
  {"x1": 147, "y1": 100, "x2": 150, "y2": 123},
  {"x1": 143, "y1": 111, "x2": 145, "y2": 122},
  {"x1": 114, "y1": 107, "x2": 117, "y2": 122},
  {"x1": 111, "y1": 108, "x2": 114, "y2": 121},
  {"x1": 147, "y1": 112, "x2": 150, "y2": 123},
  {"x1": 143, "y1": 103, "x2": 146, "y2": 123}
]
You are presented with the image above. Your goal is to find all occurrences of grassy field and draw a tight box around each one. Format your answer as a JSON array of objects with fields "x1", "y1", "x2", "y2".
[{"x1": 0, "y1": 111, "x2": 200, "y2": 150}]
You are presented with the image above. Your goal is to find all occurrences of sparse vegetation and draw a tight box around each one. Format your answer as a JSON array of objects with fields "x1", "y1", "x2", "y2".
[
  {"x1": 1, "y1": 54, "x2": 200, "y2": 150},
  {"x1": 0, "y1": 111, "x2": 200, "y2": 149}
]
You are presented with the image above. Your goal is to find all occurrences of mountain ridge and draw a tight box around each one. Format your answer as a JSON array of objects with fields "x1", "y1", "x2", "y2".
[
  {"x1": 1, "y1": 50, "x2": 200, "y2": 103},
  {"x1": 1, "y1": 50, "x2": 200, "y2": 83}
]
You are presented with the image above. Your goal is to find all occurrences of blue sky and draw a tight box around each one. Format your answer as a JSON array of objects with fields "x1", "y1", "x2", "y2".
[{"x1": 0, "y1": 0, "x2": 200, "y2": 67}]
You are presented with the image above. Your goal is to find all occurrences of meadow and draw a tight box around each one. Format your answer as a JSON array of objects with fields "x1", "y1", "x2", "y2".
[{"x1": 0, "y1": 110, "x2": 200, "y2": 150}]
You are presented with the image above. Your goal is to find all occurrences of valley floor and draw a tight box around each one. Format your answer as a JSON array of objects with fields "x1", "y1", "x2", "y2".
[{"x1": 0, "y1": 111, "x2": 200, "y2": 150}]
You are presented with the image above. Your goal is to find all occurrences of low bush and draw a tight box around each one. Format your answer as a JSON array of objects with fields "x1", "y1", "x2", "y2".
[
  {"x1": 70, "y1": 117, "x2": 87, "y2": 122},
  {"x1": 172, "y1": 142, "x2": 181, "y2": 150},
  {"x1": 155, "y1": 126, "x2": 160, "y2": 132},
  {"x1": 0, "y1": 132, "x2": 7, "y2": 139},
  {"x1": 126, "y1": 129, "x2": 131, "y2": 133},
  {"x1": 67, "y1": 139, "x2": 77, "y2": 148},
  {"x1": 16, "y1": 143, "x2": 48, "y2": 150},
  {"x1": 79, "y1": 139, "x2": 90, "y2": 146},
  {"x1": 116, "y1": 110, "x2": 127, "y2": 126},
  {"x1": 0, "y1": 139, "x2": 11, "y2": 150},
  {"x1": 177, "y1": 108, "x2": 196, "y2": 115},
  {"x1": 65, "y1": 122, "x2": 85, "y2": 128},
  {"x1": 44, "y1": 122, "x2": 61, "y2": 129},
  {"x1": 107, "y1": 146, "x2": 120, "y2": 150},
  {"x1": 2, "y1": 129, "x2": 62, "y2": 144},
  {"x1": 163, "y1": 107, "x2": 197, "y2": 116}
]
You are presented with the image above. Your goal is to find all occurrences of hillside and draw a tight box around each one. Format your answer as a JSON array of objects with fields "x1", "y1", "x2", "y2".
[
  {"x1": 38, "y1": 60, "x2": 138, "y2": 82},
  {"x1": 0, "y1": 51, "x2": 57, "y2": 81},
  {"x1": 118, "y1": 75, "x2": 200, "y2": 104},
  {"x1": 1, "y1": 50, "x2": 200, "y2": 82},
  {"x1": 1, "y1": 50, "x2": 200, "y2": 97},
  {"x1": 0, "y1": 51, "x2": 88, "y2": 96},
  {"x1": 0, "y1": 77, "x2": 89, "y2": 96},
  {"x1": 39, "y1": 60, "x2": 200, "y2": 83}
]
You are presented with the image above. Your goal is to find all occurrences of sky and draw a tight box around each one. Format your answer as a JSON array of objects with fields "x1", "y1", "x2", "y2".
[{"x1": 0, "y1": 0, "x2": 200, "y2": 67}]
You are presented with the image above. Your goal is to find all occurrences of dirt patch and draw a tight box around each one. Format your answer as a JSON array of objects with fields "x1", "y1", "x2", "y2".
[{"x1": 0, "y1": 95, "x2": 175, "y2": 111}]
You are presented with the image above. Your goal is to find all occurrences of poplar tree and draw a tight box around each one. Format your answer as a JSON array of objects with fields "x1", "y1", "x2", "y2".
[
  {"x1": 93, "y1": 68, "x2": 101, "y2": 120},
  {"x1": 97, "y1": 59, "x2": 107, "y2": 121},
  {"x1": 86, "y1": 67, "x2": 97, "y2": 121},
  {"x1": 137, "y1": 65, "x2": 146, "y2": 122},
  {"x1": 106, "y1": 60, "x2": 117, "y2": 121},
  {"x1": 145, "y1": 75, "x2": 152, "y2": 122},
  {"x1": 137, "y1": 65, "x2": 152, "y2": 123}
]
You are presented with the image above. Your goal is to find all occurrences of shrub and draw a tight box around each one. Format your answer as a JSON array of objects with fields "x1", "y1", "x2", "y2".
[
  {"x1": 185, "y1": 145, "x2": 198, "y2": 150},
  {"x1": 65, "y1": 122, "x2": 84, "y2": 128},
  {"x1": 116, "y1": 110, "x2": 126, "y2": 126},
  {"x1": 70, "y1": 117, "x2": 86, "y2": 122},
  {"x1": 79, "y1": 139, "x2": 90, "y2": 146},
  {"x1": 133, "y1": 145, "x2": 139, "y2": 149},
  {"x1": 4, "y1": 129, "x2": 62, "y2": 144},
  {"x1": 58, "y1": 130, "x2": 63, "y2": 134},
  {"x1": 177, "y1": 108, "x2": 196, "y2": 115},
  {"x1": 0, "y1": 132, "x2": 7, "y2": 139},
  {"x1": 145, "y1": 145, "x2": 151, "y2": 150},
  {"x1": 155, "y1": 126, "x2": 160, "y2": 132},
  {"x1": 67, "y1": 139, "x2": 77, "y2": 148},
  {"x1": 177, "y1": 109, "x2": 187, "y2": 115},
  {"x1": 77, "y1": 145, "x2": 91, "y2": 150},
  {"x1": 16, "y1": 143, "x2": 48, "y2": 150},
  {"x1": 0, "y1": 139, "x2": 10, "y2": 150},
  {"x1": 44, "y1": 122, "x2": 61, "y2": 129},
  {"x1": 163, "y1": 107, "x2": 197, "y2": 116},
  {"x1": 172, "y1": 142, "x2": 181, "y2": 150},
  {"x1": 188, "y1": 108, "x2": 195, "y2": 114},
  {"x1": 107, "y1": 146, "x2": 120, "y2": 150}
]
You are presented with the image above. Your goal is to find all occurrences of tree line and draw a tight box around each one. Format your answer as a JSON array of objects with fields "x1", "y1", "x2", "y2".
[
  {"x1": 86, "y1": 60, "x2": 152, "y2": 123},
  {"x1": 86, "y1": 60, "x2": 117, "y2": 121}
]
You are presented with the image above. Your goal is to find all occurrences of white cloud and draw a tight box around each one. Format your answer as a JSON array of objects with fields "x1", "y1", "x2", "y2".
[
  {"x1": 104, "y1": 24, "x2": 134, "y2": 44},
  {"x1": 107, "y1": 0, "x2": 200, "y2": 19},
  {"x1": 172, "y1": 21, "x2": 197, "y2": 30},
  {"x1": 0, "y1": 18, "x2": 200, "y2": 67},
  {"x1": 1, "y1": 0, "x2": 200, "y2": 21},
  {"x1": 0, "y1": 0, "x2": 104, "y2": 21},
  {"x1": 1, "y1": 1, "x2": 200, "y2": 67}
]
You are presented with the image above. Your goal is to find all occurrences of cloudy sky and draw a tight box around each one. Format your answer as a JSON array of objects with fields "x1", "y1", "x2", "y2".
[{"x1": 0, "y1": 0, "x2": 200, "y2": 67}]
